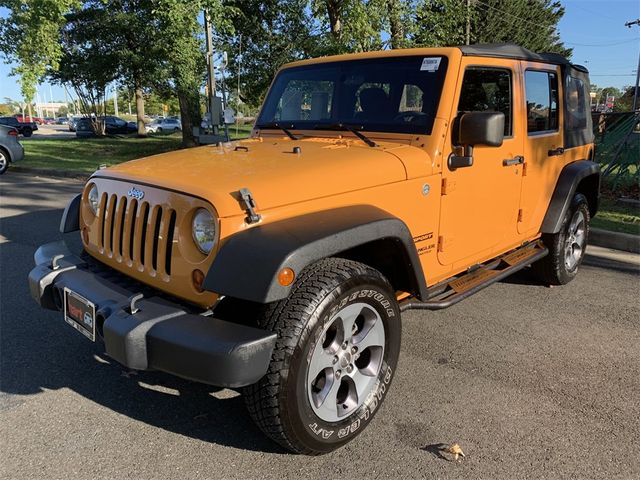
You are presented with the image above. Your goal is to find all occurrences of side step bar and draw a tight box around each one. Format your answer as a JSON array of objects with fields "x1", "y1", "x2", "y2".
[{"x1": 400, "y1": 241, "x2": 548, "y2": 312}]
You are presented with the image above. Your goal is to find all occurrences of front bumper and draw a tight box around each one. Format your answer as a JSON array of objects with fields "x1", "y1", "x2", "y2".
[{"x1": 28, "y1": 241, "x2": 276, "y2": 388}]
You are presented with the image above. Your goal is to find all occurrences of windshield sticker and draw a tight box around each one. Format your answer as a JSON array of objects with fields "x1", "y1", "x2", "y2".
[{"x1": 420, "y1": 57, "x2": 441, "y2": 72}]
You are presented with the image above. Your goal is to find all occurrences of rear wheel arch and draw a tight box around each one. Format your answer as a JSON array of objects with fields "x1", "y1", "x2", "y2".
[
  {"x1": 541, "y1": 160, "x2": 600, "y2": 234},
  {"x1": 575, "y1": 172, "x2": 600, "y2": 219}
]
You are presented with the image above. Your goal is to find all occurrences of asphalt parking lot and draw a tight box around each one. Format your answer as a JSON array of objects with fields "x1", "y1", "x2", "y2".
[{"x1": 1, "y1": 172, "x2": 639, "y2": 480}]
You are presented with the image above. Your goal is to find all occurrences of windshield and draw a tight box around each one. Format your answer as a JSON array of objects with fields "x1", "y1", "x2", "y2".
[{"x1": 257, "y1": 55, "x2": 448, "y2": 135}]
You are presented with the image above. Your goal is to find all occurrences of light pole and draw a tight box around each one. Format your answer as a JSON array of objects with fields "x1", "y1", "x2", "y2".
[{"x1": 625, "y1": 19, "x2": 640, "y2": 111}]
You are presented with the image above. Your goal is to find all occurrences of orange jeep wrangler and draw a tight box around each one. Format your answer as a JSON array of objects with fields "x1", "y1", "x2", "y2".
[{"x1": 29, "y1": 44, "x2": 598, "y2": 454}]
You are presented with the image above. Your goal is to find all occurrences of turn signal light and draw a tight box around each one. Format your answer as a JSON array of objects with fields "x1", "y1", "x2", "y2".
[
  {"x1": 278, "y1": 267, "x2": 295, "y2": 286},
  {"x1": 7, "y1": 129, "x2": 18, "y2": 137},
  {"x1": 192, "y1": 269, "x2": 205, "y2": 293}
]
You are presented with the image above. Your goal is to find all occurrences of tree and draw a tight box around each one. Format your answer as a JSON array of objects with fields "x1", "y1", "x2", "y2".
[
  {"x1": 470, "y1": 0, "x2": 570, "y2": 56},
  {"x1": 412, "y1": 0, "x2": 468, "y2": 47},
  {"x1": 51, "y1": 6, "x2": 120, "y2": 134},
  {"x1": 220, "y1": 0, "x2": 313, "y2": 108},
  {"x1": 151, "y1": 0, "x2": 237, "y2": 146},
  {"x1": 312, "y1": 0, "x2": 387, "y2": 53},
  {"x1": 0, "y1": 0, "x2": 79, "y2": 118}
]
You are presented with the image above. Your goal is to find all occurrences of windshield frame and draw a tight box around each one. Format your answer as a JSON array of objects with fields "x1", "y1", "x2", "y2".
[{"x1": 256, "y1": 55, "x2": 449, "y2": 136}]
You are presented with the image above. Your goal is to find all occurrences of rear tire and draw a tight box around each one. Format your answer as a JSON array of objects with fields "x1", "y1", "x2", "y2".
[
  {"x1": 244, "y1": 258, "x2": 401, "y2": 454},
  {"x1": 23, "y1": 127, "x2": 33, "y2": 137},
  {"x1": 532, "y1": 193, "x2": 590, "y2": 285}
]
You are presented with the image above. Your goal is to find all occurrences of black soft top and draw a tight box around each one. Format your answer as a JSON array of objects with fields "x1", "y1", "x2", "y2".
[{"x1": 458, "y1": 43, "x2": 588, "y2": 73}]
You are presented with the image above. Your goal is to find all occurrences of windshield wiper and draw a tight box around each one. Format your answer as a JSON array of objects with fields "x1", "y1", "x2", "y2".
[
  {"x1": 256, "y1": 121, "x2": 299, "y2": 140},
  {"x1": 313, "y1": 123, "x2": 377, "y2": 147}
]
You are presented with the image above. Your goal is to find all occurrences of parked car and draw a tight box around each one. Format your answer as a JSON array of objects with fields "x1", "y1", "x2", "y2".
[
  {"x1": 0, "y1": 116, "x2": 38, "y2": 137},
  {"x1": 56, "y1": 117, "x2": 69, "y2": 125},
  {"x1": 0, "y1": 125, "x2": 25, "y2": 175},
  {"x1": 68, "y1": 116, "x2": 82, "y2": 131},
  {"x1": 43, "y1": 117, "x2": 56, "y2": 125},
  {"x1": 29, "y1": 44, "x2": 598, "y2": 455},
  {"x1": 76, "y1": 116, "x2": 138, "y2": 137},
  {"x1": 145, "y1": 117, "x2": 182, "y2": 133},
  {"x1": 14, "y1": 114, "x2": 44, "y2": 125}
]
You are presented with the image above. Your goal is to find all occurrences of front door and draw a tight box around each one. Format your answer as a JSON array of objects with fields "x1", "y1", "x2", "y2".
[{"x1": 437, "y1": 60, "x2": 524, "y2": 267}]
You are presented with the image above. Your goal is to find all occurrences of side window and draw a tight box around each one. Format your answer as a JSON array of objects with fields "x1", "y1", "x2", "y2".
[
  {"x1": 458, "y1": 67, "x2": 512, "y2": 136},
  {"x1": 399, "y1": 84, "x2": 424, "y2": 114},
  {"x1": 566, "y1": 76, "x2": 587, "y2": 130},
  {"x1": 525, "y1": 70, "x2": 559, "y2": 133}
]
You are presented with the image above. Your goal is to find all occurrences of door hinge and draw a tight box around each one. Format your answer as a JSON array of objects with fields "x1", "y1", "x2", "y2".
[
  {"x1": 441, "y1": 178, "x2": 456, "y2": 195},
  {"x1": 437, "y1": 235, "x2": 453, "y2": 252},
  {"x1": 517, "y1": 208, "x2": 524, "y2": 223},
  {"x1": 522, "y1": 162, "x2": 528, "y2": 176}
]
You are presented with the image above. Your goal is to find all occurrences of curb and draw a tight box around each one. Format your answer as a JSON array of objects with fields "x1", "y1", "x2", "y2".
[
  {"x1": 10, "y1": 166, "x2": 89, "y2": 181},
  {"x1": 590, "y1": 228, "x2": 640, "y2": 254}
]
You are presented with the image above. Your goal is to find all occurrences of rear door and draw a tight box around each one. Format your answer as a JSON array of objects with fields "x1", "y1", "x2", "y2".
[
  {"x1": 517, "y1": 64, "x2": 564, "y2": 235},
  {"x1": 437, "y1": 59, "x2": 524, "y2": 267}
]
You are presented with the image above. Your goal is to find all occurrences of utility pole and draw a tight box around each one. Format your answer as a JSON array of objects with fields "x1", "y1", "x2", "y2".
[
  {"x1": 625, "y1": 18, "x2": 640, "y2": 111},
  {"x1": 465, "y1": 0, "x2": 471, "y2": 45}
]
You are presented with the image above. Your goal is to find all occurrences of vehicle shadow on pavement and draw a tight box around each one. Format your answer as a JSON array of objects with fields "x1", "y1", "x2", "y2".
[{"x1": 0, "y1": 206, "x2": 285, "y2": 454}]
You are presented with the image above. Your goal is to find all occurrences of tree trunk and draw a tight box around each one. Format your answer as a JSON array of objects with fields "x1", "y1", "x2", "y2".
[
  {"x1": 135, "y1": 85, "x2": 146, "y2": 137},
  {"x1": 27, "y1": 102, "x2": 33, "y2": 122},
  {"x1": 177, "y1": 88, "x2": 199, "y2": 147},
  {"x1": 388, "y1": 0, "x2": 404, "y2": 49},
  {"x1": 326, "y1": 0, "x2": 342, "y2": 40}
]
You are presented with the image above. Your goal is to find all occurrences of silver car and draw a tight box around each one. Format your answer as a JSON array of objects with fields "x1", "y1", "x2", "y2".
[
  {"x1": 145, "y1": 117, "x2": 182, "y2": 134},
  {"x1": 0, "y1": 125, "x2": 25, "y2": 175}
]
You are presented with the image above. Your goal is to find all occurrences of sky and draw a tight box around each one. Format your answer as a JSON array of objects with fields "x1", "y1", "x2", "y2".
[{"x1": 0, "y1": 0, "x2": 638, "y2": 103}]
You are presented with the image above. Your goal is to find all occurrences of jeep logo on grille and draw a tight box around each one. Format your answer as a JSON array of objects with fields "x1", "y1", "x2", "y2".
[{"x1": 127, "y1": 187, "x2": 145, "y2": 200}]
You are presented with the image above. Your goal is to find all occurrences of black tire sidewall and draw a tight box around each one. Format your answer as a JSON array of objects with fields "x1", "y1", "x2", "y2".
[
  {"x1": 282, "y1": 272, "x2": 401, "y2": 453},
  {"x1": 23, "y1": 128, "x2": 32, "y2": 137}
]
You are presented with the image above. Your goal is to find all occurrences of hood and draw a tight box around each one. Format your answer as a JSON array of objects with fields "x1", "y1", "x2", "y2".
[{"x1": 97, "y1": 137, "x2": 427, "y2": 217}]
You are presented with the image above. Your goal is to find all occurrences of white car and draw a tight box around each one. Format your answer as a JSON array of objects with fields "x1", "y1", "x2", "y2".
[{"x1": 145, "y1": 118, "x2": 182, "y2": 134}]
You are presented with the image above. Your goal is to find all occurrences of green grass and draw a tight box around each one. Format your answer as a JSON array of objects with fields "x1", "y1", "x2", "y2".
[
  {"x1": 20, "y1": 126, "x2": 253, "y2": 174},
  {"x1": 592, "y1": 197, "x2": 640, "y2": 235}
]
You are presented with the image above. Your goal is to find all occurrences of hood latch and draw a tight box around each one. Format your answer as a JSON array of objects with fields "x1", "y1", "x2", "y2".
[{"x1": 239, "y1": 188, "x2": 261, "y2": 224}]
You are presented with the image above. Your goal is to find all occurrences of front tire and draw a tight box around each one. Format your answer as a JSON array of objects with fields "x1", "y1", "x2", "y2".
[
  {"x1": 244, "y1": 258, "x2": 401, "y2": 454},
  {"x1": 532, "y1": 193, "x2": 590, "y2": 285},
  {"x1": 0, "y1": 149, "x2": 9, "y2": 174}
]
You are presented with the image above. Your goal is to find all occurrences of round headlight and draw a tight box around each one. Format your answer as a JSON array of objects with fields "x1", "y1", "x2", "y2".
[
  {"x1": 192, "y1": 208, "x2": 216, "y2": 254},
  {"x1": 87, "y1": 184, "x2": 99, "y2": 215}
]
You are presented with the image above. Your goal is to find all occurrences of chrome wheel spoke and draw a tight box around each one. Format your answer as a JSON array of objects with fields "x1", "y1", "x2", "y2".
[
  {"x1": 350, "y1": 369, "x2": 373, "y2": 402},
  {"x1": 353, "y1": 315, "x2": 385, "y2": 351},
  {"x1": 312, "y1": 373, "x2": 342, "y2": 419},
  {"x1": 337, "y1": 303, "x2": 365, "y2": 343},
  {"x1": 308, "y1": 344, "x2": 336, "y2": 381}
]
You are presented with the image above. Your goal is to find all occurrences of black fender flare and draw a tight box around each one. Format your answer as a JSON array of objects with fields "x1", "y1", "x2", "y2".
[
  {"x1": 203, "y1": 205, "x2": 428, "y2": 303},
  {"x1": 60, "y1": 193, "x2": 81, "y2": 233},
  {"x1": 541, "y1": 160, "x2": 600, "y2": 234}
]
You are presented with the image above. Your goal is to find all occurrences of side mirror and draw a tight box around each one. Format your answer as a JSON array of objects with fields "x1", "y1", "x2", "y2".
[{"x1": 448, "y1": 111, "x2": 505, "y2": 169}]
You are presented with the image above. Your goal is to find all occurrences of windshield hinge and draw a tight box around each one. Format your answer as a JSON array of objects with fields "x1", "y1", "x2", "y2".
[{"x1": 239, "y1": 188, "x2": 261, "y2": 224}]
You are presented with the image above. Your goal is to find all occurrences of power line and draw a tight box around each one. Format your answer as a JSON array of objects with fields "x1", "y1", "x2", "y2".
[{"x1": 565, "y1": 38, "x2": 639, "y2": 47}]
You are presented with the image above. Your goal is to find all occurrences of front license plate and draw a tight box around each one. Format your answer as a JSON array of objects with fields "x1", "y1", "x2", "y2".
[{"x1": 63, "y1": 288, "x2": 96, "y2": 342}]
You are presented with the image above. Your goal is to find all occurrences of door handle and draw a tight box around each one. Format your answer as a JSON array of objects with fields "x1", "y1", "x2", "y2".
[
  {"x1": 548, "y1": 147, "x2": 565, "y2": 156},
  {"x1": 503, "y1": 156, "x2": 524, "y2": 166}
]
